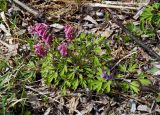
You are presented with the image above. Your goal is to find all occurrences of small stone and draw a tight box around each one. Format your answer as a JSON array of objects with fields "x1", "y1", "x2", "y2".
[
  {"x1": 96, "y1": 11, "x2": 104, "y2": 17},
  {"x1": 137, "y1": 105, "x2": 151, "y2": 112}
]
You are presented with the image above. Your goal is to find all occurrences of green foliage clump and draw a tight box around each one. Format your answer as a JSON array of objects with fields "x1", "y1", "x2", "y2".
[
  {"x1": 38, "y1": 32, "x2": 151, "y2": 94},
  {"x1": 127, "y1": 3, "x2": 160, "y2": 39},
  {"x1": 41, "y1": 33, "x2": 112, "y2": 94},
  {"x1": 117, "y1": 60, "x2": 151, "y2": 94},
  {"x1": 140, "y1": 3, "x2": 160, "y2": 29}
]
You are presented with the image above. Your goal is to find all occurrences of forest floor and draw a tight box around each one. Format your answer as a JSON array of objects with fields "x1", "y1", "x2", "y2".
[{"x1": 0, "y1": 0, "x2": 160, "y2": 115}]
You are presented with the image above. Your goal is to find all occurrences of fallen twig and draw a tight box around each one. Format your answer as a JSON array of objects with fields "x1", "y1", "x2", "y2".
[
  {"x1": 133, "y1": 0, "x2": 150, "y2": 20},
  {"x1": 102, "y1": 1, "x2": 146, "y2": 6},
  {"x1": 111, "y1": 51, "x2": 137, "y2": 71},
  {"x1": 84, "y1": 3, "x2": 138, "y2": 10},
  {"x1": 116, "y1": 21, "x2": 160, "y2": 60},
  {"x1": 12, "y1": 0, "x2": 40, "y2": 17}
]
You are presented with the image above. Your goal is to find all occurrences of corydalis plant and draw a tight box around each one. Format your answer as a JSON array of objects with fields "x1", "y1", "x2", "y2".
[{"x1": 41, "y1": 33, "x2": 113, "y2": 94}]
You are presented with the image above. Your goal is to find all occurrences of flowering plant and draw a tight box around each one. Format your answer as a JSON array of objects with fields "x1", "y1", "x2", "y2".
[
  {"x1": 41, "y1": 31, "x2": 113, "y2": 93},
  {"x1": 28, "y1": 23, "x2": 151, "y2": 94}
]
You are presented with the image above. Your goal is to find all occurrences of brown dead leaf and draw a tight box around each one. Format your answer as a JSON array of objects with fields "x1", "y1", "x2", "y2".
[{"x1": 67, "y1": 97, "x2": 80, "y2": 114}]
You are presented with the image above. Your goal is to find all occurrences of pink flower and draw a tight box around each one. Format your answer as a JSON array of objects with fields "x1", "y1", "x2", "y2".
[
  {"x1": 58, "y1": 43, "x2": 68, "y2": 56},
  {"x1": 64, "y1": 24, "x2": 74, "y2": 41},
  {"x1": 33, "y1": 43, "x2": 47, "y2": 57},
  {"x1": 28, "y1": 23, "x2": 53, "y2": 44},
  {"x1": 28, "y1": 23, "x2": 48, "y2": 36}
]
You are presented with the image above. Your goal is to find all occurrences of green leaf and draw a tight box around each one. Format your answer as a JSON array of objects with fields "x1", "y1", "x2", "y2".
[
  {"x1": 156, "y1": 93, "x2": 160, "y2": 102},
  {"x1": 0, "y1": 59, "x2": 7, "y2": 72},
  {"x1": 79, "y1": 74, "x2": 83, "y2": 81},
  {"x1": 127, "y1": 22, "x2": 137, "y2": 32},
  {"x1": 130, "y1": 81, "x2": 140, "y2": 93},
  {"x1": 48, "y1": 72, "x2": 58, "y2": 84},
  {"x1": 103, "y1": 80, "x2": 112, "y2": 93},
  {"x1": 140, "y1": 20, "x2": 145, "y2": 31},
  {"x1": 93, "y1": 56, "x2": 101, "y2": 66},
  {"x1": 95, "y1": 36, "x2": 105, "y2": 44},
  {"x1": 97, "y1": 67, "x2": 102, "y2": 76},
  {"x1": 60, "y1": 68, "x2": 65, "y2": 76},
  {"x1": 72, "y1": 79, "x2": 79, "y2": 90},
  {"x1": 138, "y1": 72, "x2": 146, "y2": 79},
  {"x1": 61, "y1": 85, "x2": 67, "y2": 95},
  {"x1": 0, "y1": 0, "x2": 7, "y2": 11},
  {"x1": 119, "y1": 64, "x2": 127, "y2": 73},
  {"x1": 64, "y1": 65, "x2": 67, "y2": 72},
  {"x1": 153, "y1": 3, "x2": 160, "y2": 9},
  {"x1": 94, "y1": 46, "x2": 102, "y2": 53},
  {"x1": 120, "y1": 81, "x2": 129, "y2": 92},
  {"x1": 128, "y1": 63, "x2": 138, "y2": 72},
  {"x1": 79, "y1": 32, "x2": 86, "y2": 39},
  {"x1": 68, "y1": 44, "x2": 75, "y2": 50},
  {"x1": 147, "y1": 67, "x2": 159, "y2": 75},
  {"x1": 81, "y1": 80, "x2": 87, "y2": 88},
  {"x1": 141, "y1": 7, "x2": 153, "y2": 22},
  {"x1": 68, "y1": 72, "x2": 75, "y2": 80},
  {"x1": 92, "y1": 80, "x2": 102, "y2": 92},
  {"x1": 116, "y1": 74, "x2": 124, "y2": 78},
  {"x1": 64, "y1": 81, "x2": 71, "y2": 87},
  {"x1": 139, "y1": 79, "x2": 151, "y2": 86},
  {"x1": 60, "y1": 65, "x2": 67, "y2": 76},
  {"x1": 24, "y1": 111, "x2": 31, "y2": 115}
]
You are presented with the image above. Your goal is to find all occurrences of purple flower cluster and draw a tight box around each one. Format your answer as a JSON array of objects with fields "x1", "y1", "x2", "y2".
[
  {"x1": 28, "y1": 23, "x2": 53, "y2": 57},
  {"x1": 57, "y1": 24, "x2": 74, "y2": 56},
  {"x1": 101, "y1": 70, "x2": 111, "y2": 80},
  {"x1": 28, "y1": 23, "x2": 75, "y2": 57},
  {"x1": 28, "y1": 23, "x2": 53, "y2": 45}
]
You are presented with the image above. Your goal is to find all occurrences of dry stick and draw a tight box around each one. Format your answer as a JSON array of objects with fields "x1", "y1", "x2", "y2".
[
  {"x1": 85, "y1": 3, "x2": 138, "y2": 10},
  {"x1": 102, "y1": 1, "x2": 146, "y2": 6},
  {"x1": 115, "y1": 20, "x2": 160, "y2": 61},
  {"x1": 111, "y1": 51, "x2": 137, "y2": 71},
  {"x1": 12, "y1": 0, "x2": 39, "y2": 17},
  {"x1": 133, "y1": 0, "x2": 150, "y2": 20},
  {"x1": 25, "y1": 86, "x2": 83, "y2": 115}
]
